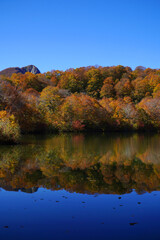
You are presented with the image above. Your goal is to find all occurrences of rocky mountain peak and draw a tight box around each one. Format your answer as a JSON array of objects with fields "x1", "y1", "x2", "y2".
[{"x1": 0, "y1": 65, "x2": 41, "y2": 77}]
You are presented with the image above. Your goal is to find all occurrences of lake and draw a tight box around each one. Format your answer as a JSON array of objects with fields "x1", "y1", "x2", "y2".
[{"x1": 0, "y1": 133, "x2": 160, "y2": 239}]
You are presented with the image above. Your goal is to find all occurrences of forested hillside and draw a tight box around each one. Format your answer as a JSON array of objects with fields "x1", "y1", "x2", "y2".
[{"x1": 0, "y1": 65, "x2": 160, "y2": 142}]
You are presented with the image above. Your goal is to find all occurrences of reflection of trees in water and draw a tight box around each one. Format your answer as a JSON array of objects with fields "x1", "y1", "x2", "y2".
[{"x1": 0, "y1": 133, "x2": 160, "y2": 194}]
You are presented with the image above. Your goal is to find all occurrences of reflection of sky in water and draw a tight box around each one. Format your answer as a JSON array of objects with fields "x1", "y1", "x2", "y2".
[{"x1": 0, "y1": 188, "x2": 159, "y2": 240}]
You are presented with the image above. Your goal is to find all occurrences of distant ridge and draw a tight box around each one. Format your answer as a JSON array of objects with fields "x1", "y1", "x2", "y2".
[{"x1": 0, "y1": 65, "x2": 41, "y2": 77}]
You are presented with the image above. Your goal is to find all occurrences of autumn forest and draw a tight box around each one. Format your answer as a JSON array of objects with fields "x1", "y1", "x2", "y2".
[{"x1": 0, "y1": 65, "x2": 160, "y2": 143}]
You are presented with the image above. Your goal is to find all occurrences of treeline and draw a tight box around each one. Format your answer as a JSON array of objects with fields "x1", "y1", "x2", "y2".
[{"x1": 0, "y1": 65, "x2": 160, "y2": 142}]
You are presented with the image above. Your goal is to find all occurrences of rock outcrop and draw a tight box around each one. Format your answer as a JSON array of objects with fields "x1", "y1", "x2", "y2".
[{"x1": 0, "y1": 65, "x2": 40, "y2": 77}]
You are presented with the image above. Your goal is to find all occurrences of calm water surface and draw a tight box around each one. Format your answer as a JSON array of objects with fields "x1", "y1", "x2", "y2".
[{"x1": 0, "y1": 133, "x2": 160, "y2": 239}]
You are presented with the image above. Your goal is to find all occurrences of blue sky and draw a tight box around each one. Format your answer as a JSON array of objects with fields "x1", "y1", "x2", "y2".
[{"x1": 1, "y1": 0, "x2": 160, "y2": 73}]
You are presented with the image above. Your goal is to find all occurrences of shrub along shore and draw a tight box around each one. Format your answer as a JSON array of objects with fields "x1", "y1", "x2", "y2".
[{"x1": 0, "y1": 65, "x2": 160, "y2": 143}]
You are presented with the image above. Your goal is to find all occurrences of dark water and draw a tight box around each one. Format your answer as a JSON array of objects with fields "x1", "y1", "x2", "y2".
[{"x1": 0, "y1": 133, "x2": 160, "y2": 239}]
